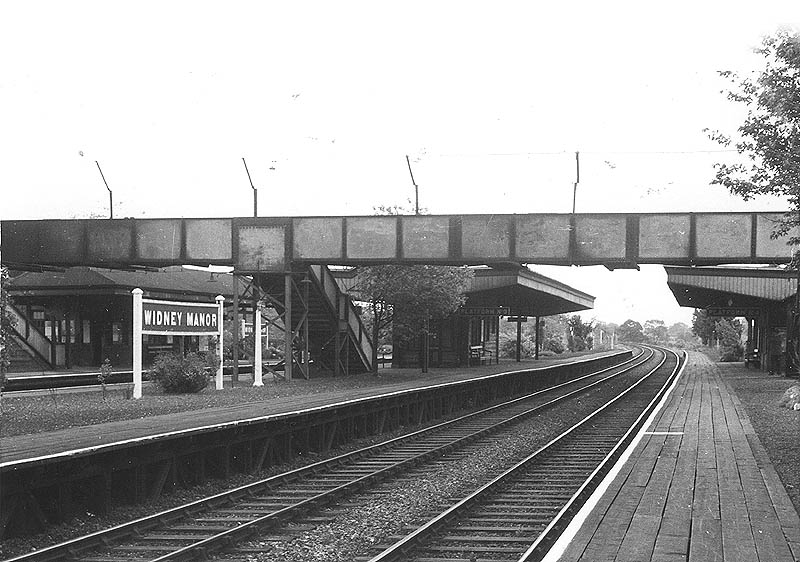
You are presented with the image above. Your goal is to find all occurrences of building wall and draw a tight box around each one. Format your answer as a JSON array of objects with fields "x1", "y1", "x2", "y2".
[
  {"x1": 394, "y1": 314, "x2": 499, "y2": 369},
  {"x1": 11, "y1": 294, "x2": 181, "y2": 369}
]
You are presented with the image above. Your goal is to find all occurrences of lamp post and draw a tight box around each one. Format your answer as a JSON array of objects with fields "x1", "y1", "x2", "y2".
[
  {"x1": 242, "y1": 158, "x2": 257, "y2": 217},
  {"x1": 95, "y1": 161, "x2": 113, "y2": 219}
]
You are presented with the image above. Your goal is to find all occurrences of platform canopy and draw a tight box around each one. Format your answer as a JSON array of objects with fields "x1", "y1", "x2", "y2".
[
  {"x1": 2, "y1": 212, "x2": 797, "y2": 272},
  {"x1": 332, "y1": 266, "x2": 594, "y2": 318},
  {"x1": 5, "y1": 266, "x2": 240, "y2": 303},
  {"x1": 463, "y1": 267, "x2": 594, "y2": 317},
  {"x1": 665, "y1": 266, "x2": 798, "y2": 314}
]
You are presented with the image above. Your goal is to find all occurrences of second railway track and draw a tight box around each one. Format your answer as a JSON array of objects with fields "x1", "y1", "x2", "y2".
[
  {"x1": 363, "y1": 346, "x2": 682, "y2": 562},
  {"x1": 7, "y1": 347, "x2": 679, "y2": 562}
]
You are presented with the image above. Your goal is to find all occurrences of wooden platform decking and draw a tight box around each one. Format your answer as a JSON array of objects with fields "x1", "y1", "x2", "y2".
[{"x1": 554, "y1": 352, "x2": 800, "y2": 562}]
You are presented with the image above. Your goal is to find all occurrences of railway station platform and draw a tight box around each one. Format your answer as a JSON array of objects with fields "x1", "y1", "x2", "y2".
[
  {"x1": 551, "y1": 352, "x2": 800, "y2": 562},
  {"x1": 0, "y1": 352, "x2": 617, "y2": 466},
  {"x1": 1, "y1": 350, "x2": 632, "y2": 540}
]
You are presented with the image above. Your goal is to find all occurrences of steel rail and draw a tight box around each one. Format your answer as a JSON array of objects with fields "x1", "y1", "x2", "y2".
[
  {"x1": 365, "y1": 346, "x2": 682, "y2": 562},
  {"x1": 5, "y1": 349, "x2": 649, "y2": 562},
  {"x1": 518, "y1": 347, "x2": 685, "y2": 561}
]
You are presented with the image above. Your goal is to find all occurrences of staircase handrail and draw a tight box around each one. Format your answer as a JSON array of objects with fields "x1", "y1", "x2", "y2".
[
  {"x1": 308, "y1": 265, "x2": 374, "y2": 370},
  {"x1": 4, "y1": 302, "x2": 53, "y2": 366}
]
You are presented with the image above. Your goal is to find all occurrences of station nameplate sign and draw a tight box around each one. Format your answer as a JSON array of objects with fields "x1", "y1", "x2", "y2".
[
  {"x1": 707, "y1": 307, "x2": 760, "y2": 318},
  {"x1": 459, "y1": 307, "x2": 510, "y2": 316},
  {"x1": 142, "y1": 300, "x2": 220, "y2": 335}
]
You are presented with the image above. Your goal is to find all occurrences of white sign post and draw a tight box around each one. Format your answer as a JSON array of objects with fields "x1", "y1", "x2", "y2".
[
  {"x1": 132, "y1": 288, "x2": 144, "y2": 399},
  {"x1": 131, "y1": 289, "x2": 226, "y2": 399},
  {"x1": 253, "y1": 300, "x2": 263, "y2": 386},
  {"x1": 215, "y1": 295, "x2": 224, "y2": 390}
]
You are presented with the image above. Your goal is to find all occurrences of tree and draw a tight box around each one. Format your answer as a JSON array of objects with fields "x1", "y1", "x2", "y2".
[
  {"x1": 353, "y1": 203, "x2": 473, "y2": 373},
  {"x1": 617, "y1": 319, "x2": 645, "y2": 343},
  {"x1": 715, "y1": 317, "x2": 744, "y2": 361},
  {"x1": 708, "y1": 30, "x2": 800, "y2": 370},
  {"x1": 540, "y1": 315, "x2": 568, "y2": 354},
  {"x1": 593, "y1": 321, "x2": 618, "y2": 349},
  {"x1": 643, "y1": 319, "x2": 669, "y2": 345},
  {"x1": 566, "y1": 315, "x2": 593, "y2": 351},
  {"x1": 354, "y1": 264, "x2": 473, "y2": 372},
  {"x1": 667, "y1": 322, "x2": 697, "y2": 348},
  {"x1": 707, "y1": 30, "x2": 800, "y2": 244},
  {"x1": 692, "y1": 309, "x2": 717, "y2": 345}
]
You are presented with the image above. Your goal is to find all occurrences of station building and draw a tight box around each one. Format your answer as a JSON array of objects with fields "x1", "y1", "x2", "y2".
[
  {"x1": 6, "y1": 264, "x2": 595, "y2": 374},
  {"x1": 5, "y1": 267, "x2": 238, "y2": 371},
  {"x1": 665, "y1": 265, "x2": 798, "y2": 374}
]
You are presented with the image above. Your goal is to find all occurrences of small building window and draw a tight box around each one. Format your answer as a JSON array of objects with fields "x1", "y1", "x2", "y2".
[
  {"x1": 112, "y1": 322, "x2": 122, "y2": 343},
  {"x1": 32, "y1": 309, "x2": 45, "y2": 321},
  {"x1": 82, "y1": 320, "x2": 91, "y2": 344}
]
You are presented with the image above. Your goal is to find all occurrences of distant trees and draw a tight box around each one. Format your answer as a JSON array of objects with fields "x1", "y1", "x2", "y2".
[
  {"x1": 643, "y1": 319, "x2": 669, "y2": 345},
  {"x1": 617, "y1": 319, "x2": 645, "y2": 343},
  {"x1": 692, "y1": 308, "x2": 744, "y2": 360},
  {"x1": 566, "y1": 315, "x2": 593, "y2": 351},
  {"x1": 667, "y1": 322, "x2": 693, "y2": 347}
]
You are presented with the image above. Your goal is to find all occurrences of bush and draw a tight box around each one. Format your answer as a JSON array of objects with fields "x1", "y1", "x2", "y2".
[
  {"x1": 149, "y1": 352, "x2": 212, "y2": 393},
  {"x1": 719, "y1": 344, "x2": 744, "y2": 362}
]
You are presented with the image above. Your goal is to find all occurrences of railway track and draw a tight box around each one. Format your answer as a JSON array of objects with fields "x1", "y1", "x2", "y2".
[
  {"x1": 362, "y1": 347, "x2": 682, "y2": 562},
  {"x1": 6, "y1": 347, "x2": 671, "y2": 562}
]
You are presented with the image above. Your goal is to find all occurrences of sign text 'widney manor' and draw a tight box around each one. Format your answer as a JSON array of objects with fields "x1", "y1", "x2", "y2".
[{"x1": 142, "y1": 301, "x2": 220, "y2": 334}]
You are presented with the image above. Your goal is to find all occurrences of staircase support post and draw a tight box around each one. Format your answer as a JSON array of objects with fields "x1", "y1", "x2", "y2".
[
  {"x1": 253, "y1": 297, "x2": 263, "y2": 386},
  {"x1": 284, "y1": 272, "x2": 293, "y2": 381},
  {"x1": 232, "y1": 275, "x2": 239, "y2": 383},
  {"x1": 334, "y1": 294, "x2": 342, "y2": 377},
  {"x1": 303, "y1": 274, "x2": 310, "y2": 377}
]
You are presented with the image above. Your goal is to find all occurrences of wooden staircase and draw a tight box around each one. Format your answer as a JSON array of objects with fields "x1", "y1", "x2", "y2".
[
  {"x1": 4, "y1": 302, "x2": 54, "y2": 372},
  {"x1": 258, "y1": 265, "x2": 373, "y2": 377}
]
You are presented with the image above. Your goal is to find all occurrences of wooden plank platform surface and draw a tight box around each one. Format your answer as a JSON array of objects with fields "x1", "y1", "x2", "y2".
[
  {"x1": 558, "y1": 352, "x2": 800, "y2": 562},
  {"x1": 0, "y1": 353, "x2": 616, "y2": 467}
]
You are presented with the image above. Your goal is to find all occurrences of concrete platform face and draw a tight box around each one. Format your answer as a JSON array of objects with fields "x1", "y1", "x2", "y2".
[{"x1": 555, "y1": 352, "x2": 800, "y2": 562}]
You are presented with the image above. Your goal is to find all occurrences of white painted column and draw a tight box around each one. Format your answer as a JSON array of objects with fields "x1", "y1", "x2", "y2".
[
  {"x1": 216, "y1": 295, "x2": 225, "y2": 390},
  {"x1": 132, "y1": 288, "x2": 143, "y2": 399},
  {"x1": 253, "y1": 300, "x2": 263, "y2": 386}
]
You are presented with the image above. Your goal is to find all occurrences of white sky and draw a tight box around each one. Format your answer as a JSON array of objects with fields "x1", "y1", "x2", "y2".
[{"x1": 2, "y1": 1, "x2": 799, "y2": 327}]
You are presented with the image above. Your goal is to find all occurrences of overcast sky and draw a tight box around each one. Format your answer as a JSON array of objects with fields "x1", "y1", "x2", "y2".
[{"x1": 2, "y1": 1, "x2": 799, "y2": 326}]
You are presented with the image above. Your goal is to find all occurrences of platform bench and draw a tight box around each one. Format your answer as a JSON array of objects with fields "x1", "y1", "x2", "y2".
[{"x1": 469, "y1": 345, "x2": 493, "y2": 366}]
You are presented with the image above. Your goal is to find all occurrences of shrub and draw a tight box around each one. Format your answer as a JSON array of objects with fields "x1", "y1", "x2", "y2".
[
  {"x1": 719, "y1": 344, "x2": 744, "y2": 362},
  {"x1": 149, "y1": 352, "x2": 211, "y2": 393}
]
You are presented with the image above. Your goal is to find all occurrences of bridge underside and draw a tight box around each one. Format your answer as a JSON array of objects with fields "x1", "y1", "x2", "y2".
[{"x1": 1, "y1": 212, "x2": 794, "y2": 271}]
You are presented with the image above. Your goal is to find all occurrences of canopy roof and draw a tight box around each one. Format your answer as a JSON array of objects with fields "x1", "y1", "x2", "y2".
[
  {"x1": 665, "y1": 266, "x2": 797, "y2": 311},
  {"x1": 334, "y1": 266, "x2": 594, "y2": 317},
  {"x1": 7, "y1": 266, "x2": 238, "y2": 302}
]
